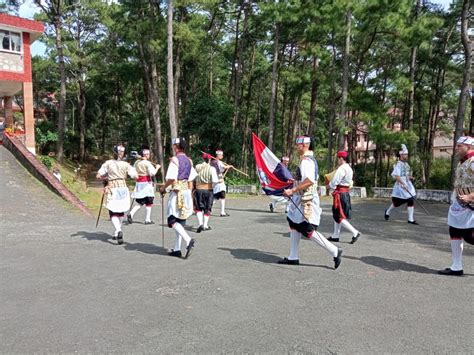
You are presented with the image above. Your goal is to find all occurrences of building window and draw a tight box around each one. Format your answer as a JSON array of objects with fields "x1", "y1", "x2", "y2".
[{"x1": 0, "y1": 30, "x2": 22, "y2": 53}]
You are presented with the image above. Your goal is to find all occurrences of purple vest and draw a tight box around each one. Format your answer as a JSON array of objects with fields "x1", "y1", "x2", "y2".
[{"x1": 177, "y1": 153, "x2": 191, "y2": 180}]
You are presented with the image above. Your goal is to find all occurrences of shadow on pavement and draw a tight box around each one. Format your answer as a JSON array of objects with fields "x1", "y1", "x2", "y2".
[
  {"x1": 71, "y1": 231, "x2": 169, "y2": 255},
  {"x1": 218, "y1": 247, "x2": 333, "y2": 269},
  {"x1": 345, "y1": 255, "x2": 441, "y2": 274},
  {"x1": 71, "y1": 230, "x2": 116, "y2": 245},
  {"x1": 123, "y1": 242, "x2": 169, "y2": 256}
]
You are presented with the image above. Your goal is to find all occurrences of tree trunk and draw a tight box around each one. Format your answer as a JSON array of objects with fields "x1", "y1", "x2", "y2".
[
  {"x1": 407, "y1": 0, "x2": 421, "y2": 131},
  {"x1": 337, "y1": 9, "x2": 351, "y2": 150},
  {"x1": 55, "y1": 16, "x2": 67, "y2": 163},
  {"x1": 78, "y1": 75, "x2": 86, "y2": 162},
  {"x1": 307, "y1": 56, "x2": 319, "y2": 136},
  {"x1": 450, "y1": 0, "x2": 472, "y2": 187},
  {"x1": 268, "y1": 23, "x2": 279, "y2": 150},
  {"x1": 167, "y1": 0, "x2": 178, "y2": 139}
]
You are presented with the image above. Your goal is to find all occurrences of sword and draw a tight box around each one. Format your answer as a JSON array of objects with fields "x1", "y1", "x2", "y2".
[
  {"x1": 96, "y1": 189, "x2": 105, "y2": 228},
  {"x1": 199, "y1": 150, "x2": 249, "y2": 177},
  {"x1": 403, "y1": 186, "x2": 430, "y2": 215}
]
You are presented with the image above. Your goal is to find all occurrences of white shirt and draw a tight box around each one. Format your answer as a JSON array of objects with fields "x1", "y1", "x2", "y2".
[
  {"x1": 329, "y1": 163, "x2": 353, "y2": 190},
  {"x1": 391, "y1": 160, "x2": 416, "y2": 199},
  {"x1": 287, "y1": 155, "x2": 322, "y2": 225}
]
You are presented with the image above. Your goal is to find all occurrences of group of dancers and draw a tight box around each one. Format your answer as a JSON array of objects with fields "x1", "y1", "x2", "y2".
[
  {"x1": 96, "y1": 139, "x2": 231, "y2": 258},
  {"x1": 96, "y1": 135, "x2": 473, "y2": 275}
]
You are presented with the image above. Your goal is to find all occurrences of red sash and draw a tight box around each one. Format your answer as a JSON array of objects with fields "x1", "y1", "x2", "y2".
[
  {"x1": 332, "y1": 185, "x2": 350, "y2": 222},
  {"x1": 137, "y1": 175, "x2": 152, "y2": 183}
]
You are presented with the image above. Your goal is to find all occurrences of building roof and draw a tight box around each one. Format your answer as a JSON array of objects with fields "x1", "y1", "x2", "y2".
[{"x1": 0, "y1": 13, "x2": 44, "y2": 43}]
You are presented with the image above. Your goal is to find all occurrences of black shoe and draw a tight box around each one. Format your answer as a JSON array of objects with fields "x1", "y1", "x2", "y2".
[
  {"x1": 117, "y1": 231, "x2": 123, "y2": 245},
  {"x1": 384, "y1": 209, "x2": 389, "y2": 221},
  {"x1": 127, "y1": 214, "x2": 133, "y2": 224},
  {"x1": 168, "y1": 250, "x2": 182, "y2": 258},
  {"x1": 111, "y1": 236, "x2": 117, "y2": 240},
  {"x1": 204, "y1": 226, "x2": 212, "y2": 231},
  {"x1": 334, "y1": 248, "x2": 342, "y2": 269},
  {"x1": 327, "y1": 237, "x2": 340, "y2": 242},
  {"x1": 196, "y1": 225, "x2": 204, "y2": 233},
  {"x1": 269, "y1": 203, "x2": 274, "y2": 213},
  {"x1": 350, "y1": 232, "x2": 360, "y2": 244},
  {"x1": 407, "y1": 220, "x2": 419, "y2": 225},
  {"x1": 438, "y1": 268, "x2": 463, "y2": 276},
  {"x1": 277, "y1": 258, "x2": 299, "y2": 265},
  {"x1": 185, "y1": 238, "x2": 195, "y2": 259},
  {"x1": 144, "y1": 221, "x2": 155, "y2": 225},
  {"x1": 220, "y1": 213, "x2": 230, "y2": 217}
]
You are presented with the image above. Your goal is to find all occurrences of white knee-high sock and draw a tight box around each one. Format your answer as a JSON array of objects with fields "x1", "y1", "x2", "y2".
[
  {"x1": 220, "y1": 199, "x2": 226, "y2": 215},
  {"x1": 288, "y1": 230, "x2": 301, "y2": 260},
  {"x1": 450, "y1": 239, "x2": 463, "y2": 271},
  {"x1": 173, "y1": 230, "x2": 182, "y2": 251},
  {"x1": 407, "y1": 206, "x2": 415, "y2": 222},
  {"x1": 145, "y1": 206, "x2": 152, "y2": 222},
  {"x1": 173, "y1": 222, "x2": 191, "y2": 246},
  {"x1": 130, "y1": 205, "x2": 141, "y2": 218},
  {"x1": 196, "y1": 211, "x2": 204, "y2": 226},
  {"x1": 386, "y1": 204, "x2": 395, "y2": 215},
  {"x1": 203, "y1": 214, "x2": 210, "y2": 228},
  {"x1": 340, "y1": 219, "x2": 358, "y2": 236},
  {"x1": 332, "y1": 222, "x2": 342, "y2": 238},
  {"x1": 309, "y1": 231, "x2": 338, "y2": 257},
  {"x1": 111, "y1": 216, "x2": 121, "y2": 236}
]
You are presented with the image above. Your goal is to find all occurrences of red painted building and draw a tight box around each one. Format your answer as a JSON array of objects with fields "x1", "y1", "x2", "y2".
[{"x1": 0, "y1": 13, "x2": 43, "y2": 153}]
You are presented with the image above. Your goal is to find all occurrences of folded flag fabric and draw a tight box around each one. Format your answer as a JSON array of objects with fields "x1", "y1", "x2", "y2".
[{"x1": 252, "y1": 133, "x2": 293, "y2": 196}]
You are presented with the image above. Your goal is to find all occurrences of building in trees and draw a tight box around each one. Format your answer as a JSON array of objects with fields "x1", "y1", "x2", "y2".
[{"x1": 0, "y1": 13, "x2": 43, "y2": 153}]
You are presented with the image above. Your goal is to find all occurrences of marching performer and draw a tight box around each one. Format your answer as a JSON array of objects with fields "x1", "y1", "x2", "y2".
[
  {"x1": 278, "y1": 135, "x2": 342, "y2": 269},
  {"x1": 384, "y1": 144, "x2": 418, "y2": 225},
  {"x1": 159, "y1": 138, "x2": 197, "y2": 259},
  {"x1": 194, "y1": 153, "x2": 219, "y2": 232},
  {"x1": 127, "y1": 148, "x2": 160, "y2": 225},
  {"x1": 96, "y1": 144, "x2": 137, "y2": 244},
  {"x1": 211, "y1": 150, "x2": 232, "y2": 217},
  {"x1": 269, "y1": 156, "x2": 291, "y2": 213},
  {"x1": 439, "y1": 136, "x2": 474, "y2": 276},
  {"x1": 327, "y1": 151, "x2": 361, "y2": 244}
]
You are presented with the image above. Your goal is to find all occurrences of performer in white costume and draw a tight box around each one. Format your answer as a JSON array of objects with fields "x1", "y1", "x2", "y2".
[
  {"x1": 128, "y1": 148, "x2": 160, "y2": 224},
  {"x1": 438, "y1": 136, "x2": 474, "y2": 276},
  {"x1": 159, "y1": 138, "x2": 197, "y2": 259},
  {"x1": 384, "y1": 144, "x2": 418, "y2": 225},
  {"x1": 327, "y1": 151, "x2": 361, "y2": 244},
  {"x1": 278, "y1": 135, "x2": 342, "y2": 269},
  {"x1": 96, "y1": 145, "x2": 137, "y2": 244}
]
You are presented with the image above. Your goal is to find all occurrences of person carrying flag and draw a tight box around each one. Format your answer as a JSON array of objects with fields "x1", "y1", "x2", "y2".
[
  {"x1": 278, "y1": 135, "x2": 342, "y2": 269},
  {"x1": 268, "y1": 156, "x2": 291, "y2": 213}
]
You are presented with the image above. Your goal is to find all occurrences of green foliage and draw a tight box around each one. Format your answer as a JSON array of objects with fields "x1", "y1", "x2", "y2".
[
  {"x1": 427, "y1": 158, "x2": 452, "y2": 190},
  {"x1": 36, "y1": 121, "x2": 58, "y2": 154},
  {"x1": 38, "y1": 155, "x2": 55, "y2": 170},
  {"x1": 182, "y1": 95, "x2": 241, "y2": 161}
]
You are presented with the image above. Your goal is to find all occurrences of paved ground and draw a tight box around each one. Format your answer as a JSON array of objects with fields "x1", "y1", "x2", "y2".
[{"x1": 1, "y1": 146, "x2": 473, "y2": 353}]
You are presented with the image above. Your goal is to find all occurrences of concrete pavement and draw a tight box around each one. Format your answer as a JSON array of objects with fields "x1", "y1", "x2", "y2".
[{"x1": 1, "y1": 146, "x2": 473, "y2": 353}]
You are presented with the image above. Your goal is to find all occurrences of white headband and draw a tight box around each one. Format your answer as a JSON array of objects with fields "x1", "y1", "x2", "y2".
[
  {"x1": 142, "y1": 149, "x2": 150, "y2": 155},
  {"x1": 399, "y1": 144, "x2": 408, "y2": 155},
  {"x1": 295, "y1": 136, "x2": 311, "y2": 144},
  {"x1": 216, "y1": 150, "x2": 223, "y2": 155},
  {"x1": 172, "y1": 138, "x2": 181, "y2": 145},
  {"x1": 116, "y1": 145, "x2": 125, "y2": 152},
  {"x1": 457, "y1": 136, "x2": 474, "y2": 146},
  {"x1": 282, "y1": 156, "x2": 289, "y2": 161}
]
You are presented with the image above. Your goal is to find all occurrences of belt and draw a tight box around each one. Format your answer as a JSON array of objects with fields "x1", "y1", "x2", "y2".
[
  {"x1": 137, "y1": 176, "x2": 152, "y2": 183},
  {"x1": 196, "y1": 182, "x2": 212, "y2": 190}
]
